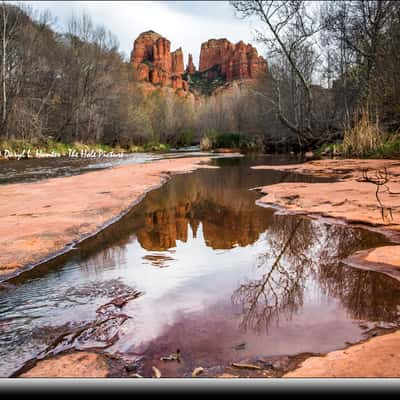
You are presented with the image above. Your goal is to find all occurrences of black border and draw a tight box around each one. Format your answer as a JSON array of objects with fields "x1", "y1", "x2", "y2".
[{"x1": 1, "y1": 378, "x2": 400, "y2": 393}]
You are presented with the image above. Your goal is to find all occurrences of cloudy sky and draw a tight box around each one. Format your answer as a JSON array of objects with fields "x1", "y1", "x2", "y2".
[{"x1": 18, "y1": 1, "x2": 264, "y2": 67}]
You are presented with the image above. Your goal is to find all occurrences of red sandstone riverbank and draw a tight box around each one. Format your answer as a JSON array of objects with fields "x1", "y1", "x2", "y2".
[
  {"x1": 0, "y1": 156, "x2": 212, "y2": 280},
  {"x1": 284, "y1": 331, "x2": 400, "y2": 378}
]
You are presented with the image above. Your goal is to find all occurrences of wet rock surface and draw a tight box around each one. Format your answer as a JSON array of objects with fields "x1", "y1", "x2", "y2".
[
  {"x1": 19, "y1": 352, "x2": 113, "y2": 378},
  {"x1": 285, "y1": 330, "x2": 400, "y2": 378}
]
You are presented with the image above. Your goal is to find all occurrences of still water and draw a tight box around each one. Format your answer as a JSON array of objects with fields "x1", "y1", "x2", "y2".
[{"x1": 0, "y1": 156, "x2": 399, "y2": 377}]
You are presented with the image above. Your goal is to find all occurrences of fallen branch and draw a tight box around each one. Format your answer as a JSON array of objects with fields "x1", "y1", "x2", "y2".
[{"x1": 357, "y1": 168, "x2": 397, "y2": 221}]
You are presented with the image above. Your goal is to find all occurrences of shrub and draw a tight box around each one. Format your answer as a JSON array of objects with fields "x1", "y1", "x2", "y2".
[
  {"x1": 215, "y1": 132, "x2": 242, "y2": 148},
  {"x1": 143, "y1": 141, "x2": 170, "y2": 152},
  {"x1": 200, "y1": 128, "x2": 218, "y2": 150},
  {"x1": 343, "y1": 107, "x2": 387, "y2": 157},
  {"x1": 214, "y1": 132, "x2": 263, "y2": 152},
  {"x1": 369, "y1": 135, "x2": 400, "y2": 158},
  {"x1": 315, "y1": 142, "x2": 344, "y2": 157},
  {"x1": 178, "y1": 128, "x2": 196, "y2": 147}
]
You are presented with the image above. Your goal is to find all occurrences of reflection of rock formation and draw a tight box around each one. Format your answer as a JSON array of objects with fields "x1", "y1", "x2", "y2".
[
  {"x1": 136, "y1": 199, "x2": 270, "y2": 251},
  {"x1": 199, "y1": 201, "x2": 268, "y2": 249},
  {"x1": 73, "y1": 165, "x2": 279, "y2": 266},
  {"x1": 137, "y1": 204, "x2": 190, "y2": 251},
  {"x1": 74, "y1": 164, "x2": 399, "y2": 336},
  {"x1": 131, "y1": 165, "x2": 278, "y2": 251}
]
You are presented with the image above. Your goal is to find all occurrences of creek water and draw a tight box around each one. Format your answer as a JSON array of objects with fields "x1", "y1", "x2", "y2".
[
  {"x1": 0, "y1": 155, "x2": 399, "y2": 377},
  {"x1": 0, "y1": 147, "x2": 211, "y2": 185}
]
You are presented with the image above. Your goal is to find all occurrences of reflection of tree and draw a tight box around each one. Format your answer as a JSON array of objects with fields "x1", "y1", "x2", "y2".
[
  {"x1": 232, "y1": 219, "x2": 306, "y2": 332},
  {"x1": 318, "y1": 264, "x2": 400, "y2": 322},
  {"x1": 80, "y1": 245, "x2": 127, "y2": 274},
  {"x1": 315, "y1": 224, "x2": 400, "y2": 322},
  {"x1": 232, "y1": 214, "x2": 400, "y2": 333}
]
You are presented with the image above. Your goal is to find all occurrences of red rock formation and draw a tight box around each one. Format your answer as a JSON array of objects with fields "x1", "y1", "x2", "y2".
[
  {"x1": 171, "y1": 75, "x2": 183, "y2": 90},
  {"x1": 136, "y1": 63, "x2": 150, "y2": 81},
  {"x1": 171, "y1": 47, "x2": 184, "y2": 75},
  {"x1": 131, "y1": 31, "x2": 188, "y2": 92},
  {"x1": 199, "y1": 39, "x2": 232, "y2": 72},
  {"x1": 186, "y1": 53, "x2": 196, "y2": 74},
  {"x1": 153, "y1": 36, "x2": 172, "y2": 73},
  {"x1": 199, "y1": 38, "x2": 267, "y2": 81},
  {"x1": 131, "y1": 32, "x2": 267, "y2": 95}
]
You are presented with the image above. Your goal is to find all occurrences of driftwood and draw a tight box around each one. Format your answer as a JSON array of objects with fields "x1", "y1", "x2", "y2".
[{"x1": 231, "y1": 363, "x2": 262, "y2": 370}]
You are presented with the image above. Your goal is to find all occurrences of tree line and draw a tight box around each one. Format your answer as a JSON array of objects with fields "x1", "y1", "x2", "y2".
[
  {"x1": 1, "y1": 2, "x2": 399, "y2": 154},
  {"x1": 232, "y1": 0, "x2": 400, "y2": 153},
  {"x1": 0, "y1": 3, "x2": 198, "y2": 149}
]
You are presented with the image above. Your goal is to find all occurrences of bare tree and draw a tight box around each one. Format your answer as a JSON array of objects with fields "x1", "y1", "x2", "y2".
[
  {"x1": 0, "y1": 2, "x2": 23, "y2": 135},
  {"x1": 232, "y1": 1, "x2": 327, "y2": 147},
  {"x1": 322, "y1": 1, "x2": 399, "y2": 119}
]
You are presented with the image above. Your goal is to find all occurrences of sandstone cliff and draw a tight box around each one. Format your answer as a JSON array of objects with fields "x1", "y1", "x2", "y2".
[
  {"x1": 186, "y1": 53, "x2": 196, "y2": 74},
  {"x1": 199, "y1": 38, "x2": 267, "y2": 81},
  {"x1": 130, "y1": 31, "x2": 189, "y2": 93},
  {"x1": 131, "y1": 31, "x2": 267, "y2": 96}
]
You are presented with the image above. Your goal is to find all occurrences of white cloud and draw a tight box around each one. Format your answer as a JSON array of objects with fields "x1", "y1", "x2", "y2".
[{"x1": 14, "y1": 0, "x2": 265, "y2": 67}]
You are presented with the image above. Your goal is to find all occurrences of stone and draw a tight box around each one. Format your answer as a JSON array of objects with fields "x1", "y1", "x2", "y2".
[
  {"x1": 171, "y1": 47, "x2": 184, "y2": 75},
  {"x1": 135, "y1": 63, "x2": 150, "y2": 81},
  {"x1": 131, "y1": 32, "x2": 268, "y2": 94},
  {"x1": 131, "y1": 31, "x2": 188, "y2": 93},
  {"x1": 152, "y1": 366, "x2": 162, "y2": 378},
  {"x1": 192, "y1": 367, "x2": 204, "y2": 377},
  {"x1": 186, "y1": 53, "x2": 196, "y2": 74},
  {"x1": 199, "y1": 38, "x2": 267, "y2": 81},
  {"x1": 153, "y1": 36, "x2": 172, "y2": 73},
  {"x1": 305, "y1": 151, "x2": 315, "y2": 160},
  {"x1": 218, "y1": 373, "x2": 239, "y2": 378},
  {"x1": 20, "y1": 352, "x2": 111, "y2": 378},
  {"x1": 171, "y1": 74, "x2": 183, "y2": 90}
]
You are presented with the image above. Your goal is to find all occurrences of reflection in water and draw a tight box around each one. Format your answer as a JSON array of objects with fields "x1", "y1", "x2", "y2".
[
  {"x1": 319, "y1": 264, "x2": 400, "y2": 322},
  {"x1": 232, "y1": 216, "x2": 400, "y2": 333},
  {"x1": 133, "y1": 165, "x2": 276, "y2": 251},
  {"x1": 0, "y1": 156, "x2": 399, "y2": 377},
  {"x1": 232, "y1": 219, "x2": 304, "y2": 332}
]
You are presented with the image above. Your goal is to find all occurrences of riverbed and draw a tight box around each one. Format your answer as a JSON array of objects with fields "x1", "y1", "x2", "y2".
[{"x1": 1, "y1": 155, "x2": 399, "y2": 378}]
